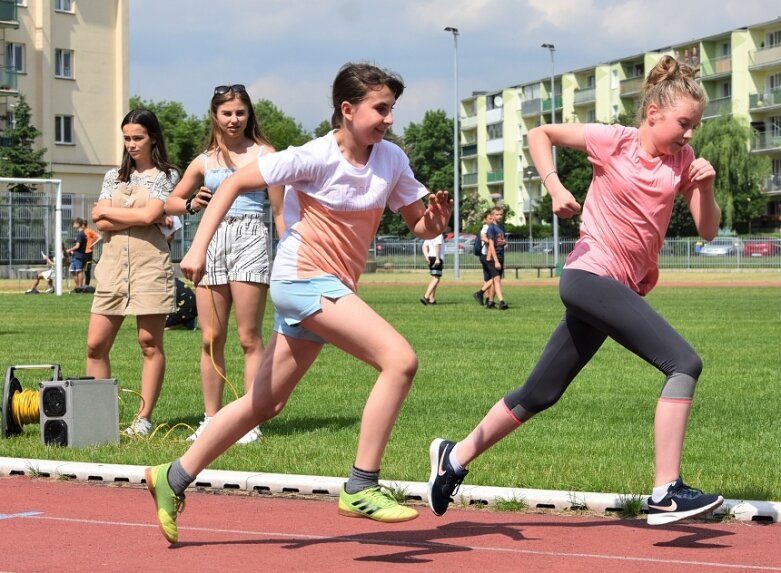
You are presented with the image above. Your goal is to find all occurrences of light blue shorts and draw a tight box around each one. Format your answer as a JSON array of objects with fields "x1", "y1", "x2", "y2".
[
  {"x1": 69, "y1": 258, "x2": 84, "y2": 272},
  {"x1": 270, "y1": 275, "x2": 353, "y2": 343}
]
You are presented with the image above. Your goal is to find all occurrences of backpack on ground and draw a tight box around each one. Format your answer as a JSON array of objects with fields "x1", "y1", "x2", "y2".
[{"x1": 166, "y1": 277, "x2": 197, "y2": 330}]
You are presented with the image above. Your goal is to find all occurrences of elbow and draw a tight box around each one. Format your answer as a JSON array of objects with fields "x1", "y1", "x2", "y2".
[{"x1": 700, "y1": 229, "x2": 718, "y2": 242}]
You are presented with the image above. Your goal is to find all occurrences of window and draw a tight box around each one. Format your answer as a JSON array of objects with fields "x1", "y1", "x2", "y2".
[
  {"x1": 720, "y1": 82, "x2": 731, "y2": 99},
  {"x1": 769, "y1": 73, "x2": 781, "y2": 91},
  {"x1": 55, "y1": 0, "x2": 73, "y2": 12},
  {"x1": 720, "y1": 42, "x2": 731, "y2": 57},
  {"x1": 5, "y1": 42, "x2": 24, "y2": 73},
  {"x1": 486, "y1": 123, "x2": 503, "y2": 140},
  {"x1": 55, "y1": 115, "x2": 73, "y2": 144},
  {"x1": 766, "y1": 30, "x2": 781, "y2": 49},
  {"x1": 16, "y1": 0, "x2": 28, "y2": 6},
  {"x1": 54, "y1": 49, "x2": 73, "y2": 78},
  {"x1": 611, "y1": 69, "x2": 618, "y2": 89}
]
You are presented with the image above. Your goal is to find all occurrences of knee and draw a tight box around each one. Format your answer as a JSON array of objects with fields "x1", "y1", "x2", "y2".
[
  {"x1": 678, "y1": 351, "x2": 703, "y2": 380},
  {"x1": 381, "y1": 347, "x2": 418, "y2": 387},
  {"x1": 237, "y1": 330, "x2": 262, "y2": 355},
  {"x1": 137, "y1": 334, "x2": 163, "y2": 358},
  {"x1": 86, "y1": 337, "x2": 109, "y2": 361},
  {"x1": 248, "y1": 391, "x2": 286, "y2": 422}
]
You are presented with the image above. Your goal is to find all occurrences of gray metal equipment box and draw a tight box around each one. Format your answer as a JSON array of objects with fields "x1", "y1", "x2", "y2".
[{"x1": 39, "y1": 378, "x2": 119, "y2": 447}]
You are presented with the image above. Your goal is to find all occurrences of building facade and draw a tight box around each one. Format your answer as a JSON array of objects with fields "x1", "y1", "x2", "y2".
[
  {"x1": 461, "y1": 17, "x2": 781, "y2": 230},
  {"x1": 1, "y1": 0, "x2": 129, "y2": 195}
]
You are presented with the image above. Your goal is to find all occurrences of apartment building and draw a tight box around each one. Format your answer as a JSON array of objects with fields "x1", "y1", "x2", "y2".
[
  {"x1": 1, "y1": 0, "x2": 129, "y2": 195},
  {"x1": 461, "y1": 17, "x2": 781, "y2": 230}
]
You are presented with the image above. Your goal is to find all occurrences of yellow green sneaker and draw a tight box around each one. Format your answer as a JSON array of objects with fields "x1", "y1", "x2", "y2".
[
  {"x1": 337, "y1": 485, "x2": 418, "y2": 523},
  {"x1": 145, "y1": 463, "x2": 186, "y2": 543}
]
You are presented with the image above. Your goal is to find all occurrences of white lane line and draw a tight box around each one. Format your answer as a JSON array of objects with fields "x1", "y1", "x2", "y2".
[
  {"x1": 0, "y1": 512, "x2": 43, "y2": 520},
  {"x1": 16, "y1": 514, "x2": 781, "y2": 571}
]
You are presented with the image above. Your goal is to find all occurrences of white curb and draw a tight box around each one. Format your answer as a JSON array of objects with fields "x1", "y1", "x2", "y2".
[{"x1": 1, "y1": 457, "x2": 778, "y2": 523}]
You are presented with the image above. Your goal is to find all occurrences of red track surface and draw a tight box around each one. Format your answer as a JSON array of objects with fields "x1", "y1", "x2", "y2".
[{"x1": 1, "y1": 475, "x2": 779, "y2": 573}]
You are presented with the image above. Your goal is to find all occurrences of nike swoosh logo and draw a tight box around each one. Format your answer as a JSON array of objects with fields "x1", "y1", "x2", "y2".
[
  {"x1": 437, "y1": 448, "x2": 448, "y2": 476},
  {"x1": 648, "y1": 500, "x2": 678, "y2": 512}
]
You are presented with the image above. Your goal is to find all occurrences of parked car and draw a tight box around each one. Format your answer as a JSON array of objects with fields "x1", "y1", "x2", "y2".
[
  {"x1": 443, "y1": 234, "x2": 477, "y2": 255},
  {"x1": 699, "y1": 237, "x2": 744, "y2": 256},
  {"x1": 743, "y1": 238, "x2": 781, "y2": 257},
  {"x1": 371, "y1": 235, "x2": 412, "y2": 257}
]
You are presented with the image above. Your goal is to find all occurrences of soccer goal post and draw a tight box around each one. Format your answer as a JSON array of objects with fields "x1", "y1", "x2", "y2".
[{"x1": 0, "y1": 177, "x2": 65, "y2": 296}]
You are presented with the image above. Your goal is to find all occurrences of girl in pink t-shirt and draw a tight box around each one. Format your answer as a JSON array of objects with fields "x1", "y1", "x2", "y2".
[
  {"x1": 144, "y1": 63, "x2": 452, "y2": 543},
  {"x1": 428, "y1": 56, "x2": 723, "y2": 526}
]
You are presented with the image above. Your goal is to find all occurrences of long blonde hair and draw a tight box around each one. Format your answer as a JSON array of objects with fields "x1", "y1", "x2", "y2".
[{"x1": 205, "y1": 87, "x2": 269, "y2": 169}]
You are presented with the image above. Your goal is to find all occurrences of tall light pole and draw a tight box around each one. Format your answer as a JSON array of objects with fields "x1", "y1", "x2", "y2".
[
  {"x1": 445, "y1": 26, "x2": 461, "y2": 279},
  {"x1": 541, "y1": 42, "x2": 559, "y2": 271},
  {"x1": 524, "y1": 165, "x2": 537, "y2": 245}
]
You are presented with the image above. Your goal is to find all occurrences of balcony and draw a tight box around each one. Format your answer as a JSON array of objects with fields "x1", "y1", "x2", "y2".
[
  {"x1": 0, "y1": 0, "x2": 18, "y2": 28},
  {"x1": 574, "y1": 87, "x2": 596, "y2": 106},
  {"x1": 752, "y1": 132, "x2": 781, "y2": 152},
  {"x1": 620, "y1": 76, "x2": 644, "y2": 97},
  {"x1": 749, "y1": 89, "x2": 781, "y2": 112},
  {"x1": 487, "y1": 170, "x2": 504, "y2": 183},
  {"x1": 541, "y1": 95, "x2": 563, "y2": 114},
  {"x1": 703, "y1": 96, "x2": 731, "y2": 119},
  {"x1": 700, "y1": 55, "x2": 732, "y2": 78},
  {"x1": 461, "y1": 143, "x2": 477, "y2": 157},
  {"x1": 750, "y1": 45, "x2": 781, "y2": 71},
  {"x1": 521, "y1": 98, "x2": 542, "y2": 117},
  {"x1": 460, "y1": 115, "x2": 477, "y2": 129},
  {"x1": 763, "y1": 174, "x2": 781, "y2": 195},
  {"x1": 462, "y1": 173, "x2": 478, "y2": 187},
  {"x1": 0, "y1": 66, "x2": 18, "y2": 95}
]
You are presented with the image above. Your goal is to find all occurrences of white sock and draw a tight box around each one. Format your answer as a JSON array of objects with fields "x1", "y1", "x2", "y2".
[
  {"x1": 651, "y1": 480, "x2": 677, "y2": 503},
  {"x1": 448, "y1": 444, "x2": 466, "y2": 474}
]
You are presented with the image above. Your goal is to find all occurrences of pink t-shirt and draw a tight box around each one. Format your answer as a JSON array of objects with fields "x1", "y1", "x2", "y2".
[
  {"x1": 564, "y1": 123, "x2": 695, "y2": 295},
  {"x1": 258, "y1": 131, "x2": 428, "y2": 292}
]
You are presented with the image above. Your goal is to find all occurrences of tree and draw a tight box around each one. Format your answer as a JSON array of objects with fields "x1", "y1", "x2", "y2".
[
  {"x1": 313, "y1": 120, "x2": 332, "y2": 138},
  {"x1": 254, "y1": 99, "x2": 311, "y2": 151},
  {"x1": 130, "y1": 96, "x2": 207, "y2": 170},
  {"x1": 385, "y1": 110, "x2": 454, "y2": 236},
  {"x1": 534, "y1": 144, "x2": 591, "y2": 237},
  {"x1": 689, "y1": 113, "x2": 770, "y2": 232},
  {"x1": 0, "y1": 94, "x2": 51, "y2": 191}
]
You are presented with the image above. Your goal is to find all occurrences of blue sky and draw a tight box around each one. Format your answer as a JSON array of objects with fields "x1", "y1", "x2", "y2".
[{"x1": 130, "y1": 0, "x2": 777, "y2": 132}]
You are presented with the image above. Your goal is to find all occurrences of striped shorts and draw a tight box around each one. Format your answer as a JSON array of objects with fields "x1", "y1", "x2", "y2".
[{"x1": 204, "y1": 214, "x2": 270, "y2": 286}]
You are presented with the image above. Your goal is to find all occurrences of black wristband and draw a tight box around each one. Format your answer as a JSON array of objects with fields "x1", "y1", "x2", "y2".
[{"x1": 185, "y1": 197, "x2": 197, "y2": 215}]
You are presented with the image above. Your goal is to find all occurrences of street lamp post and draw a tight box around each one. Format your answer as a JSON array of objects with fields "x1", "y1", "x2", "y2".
[
  {"x1": 444, "y1": 26, "x2": 460, "y2": 279},
  {"x1": 524, "y1": 166, "x2": 537, "y2": 246},
  {"x1": 541, "y1": 42, "x2": 559, "y2": 270}
]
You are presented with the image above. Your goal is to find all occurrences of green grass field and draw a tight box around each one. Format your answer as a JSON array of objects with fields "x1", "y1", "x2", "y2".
[{"x1": 1, "y1": 274, "x2": 779, "y2": 501}]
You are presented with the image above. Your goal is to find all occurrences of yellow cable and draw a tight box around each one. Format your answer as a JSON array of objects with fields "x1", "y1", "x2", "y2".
[{"x1": 11, "y1": 389, "x2": 40, "y2": 427}]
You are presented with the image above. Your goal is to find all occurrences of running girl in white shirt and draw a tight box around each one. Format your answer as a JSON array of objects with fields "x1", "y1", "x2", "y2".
[{"x1": 145, "y1": 62, "x2": 452, "y2": 543}]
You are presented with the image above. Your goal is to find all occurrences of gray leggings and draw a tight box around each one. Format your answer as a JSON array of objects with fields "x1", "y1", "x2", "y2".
[{"x1": 504, "y1": 269, "x2": 702, "y2": 421}]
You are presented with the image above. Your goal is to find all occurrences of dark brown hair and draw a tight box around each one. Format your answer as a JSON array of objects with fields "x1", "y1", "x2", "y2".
[
  {"x1": 118, "y1": 109, "x2": 178, "y2": 182},
  {"x1": 330, "y1": 63, "x2": 405, "y2": 128}
]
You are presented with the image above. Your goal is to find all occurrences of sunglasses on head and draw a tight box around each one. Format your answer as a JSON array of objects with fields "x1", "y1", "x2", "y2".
[{"x1": 214, "y1": 84, "x2": 246, "y2": 96}]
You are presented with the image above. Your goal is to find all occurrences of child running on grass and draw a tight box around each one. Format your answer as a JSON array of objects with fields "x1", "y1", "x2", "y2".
[
  {"x1": 428, "y1": 55, "x2": 724, "y2": 526},
  {"x1": 146, "y1": 62, "x2": 452, "y2": 543}
]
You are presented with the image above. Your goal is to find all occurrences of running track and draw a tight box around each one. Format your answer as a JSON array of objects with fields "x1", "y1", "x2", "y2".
[{"x1": 1, "y1": 476, "x2": 779, "y2": 573}]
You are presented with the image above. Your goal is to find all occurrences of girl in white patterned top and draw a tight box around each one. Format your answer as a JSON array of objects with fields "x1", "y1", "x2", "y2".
[{"x1": 87, "y1": 108, "x2": 180, "y2": 437}]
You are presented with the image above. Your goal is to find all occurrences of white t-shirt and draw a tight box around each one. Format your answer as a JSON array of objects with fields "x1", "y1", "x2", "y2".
[
  {"x1": 258, "y1": 131, "x2": 428, "y2": 291},
  {"x1": 423, "y1": 235, "x2": 444, "y2": 258}
]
